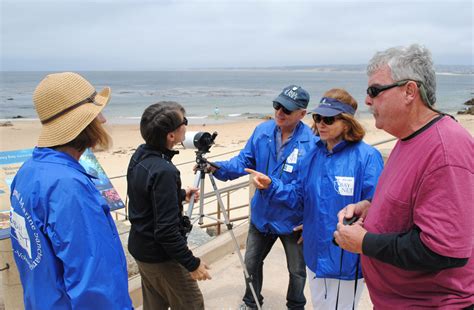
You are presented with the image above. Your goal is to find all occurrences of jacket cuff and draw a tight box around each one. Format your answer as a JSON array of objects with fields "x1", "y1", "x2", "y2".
[
  {"x1": 212, "y1": 162, "x2": 224, "y2": 179},
  {"x1": 180, "y1": 189, "x2": 186, "y2": 202},
  {"x1": 186, "y1": 257, "x2": 201, "y2": 272},
  {"x1": 362, "y1": 232, "x2": 379, "y2": 257},
  {"x1": 260, "y1": 176, "x2": 275, "y2": 194}
]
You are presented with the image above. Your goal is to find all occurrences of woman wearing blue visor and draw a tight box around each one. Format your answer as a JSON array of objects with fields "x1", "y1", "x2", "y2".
[{"x1": 299, "y1": 88, "x2": 384, "y2": 309}]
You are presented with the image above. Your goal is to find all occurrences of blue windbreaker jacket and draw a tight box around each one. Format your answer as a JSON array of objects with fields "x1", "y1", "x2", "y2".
[
  {"x1": 9, "y1": 147, "x2": 132, "y2": 310},
  {"x1": 301, "y1": 140, "x2": 383, "y2": 280},
  {"x1": 213, "y1": 120, "x2": 317, "y2": 235}
]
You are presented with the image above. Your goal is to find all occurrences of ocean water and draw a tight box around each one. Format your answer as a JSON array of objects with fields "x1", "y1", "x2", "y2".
[{"x1": 1, "y1": 70, "x2": 472, "y2": 124}]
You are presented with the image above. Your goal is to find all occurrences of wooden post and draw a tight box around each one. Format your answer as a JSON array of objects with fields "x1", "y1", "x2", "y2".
[
  {"x1": 217, "y1": 199, "x2": 221, "y2": 235},
  {"x1": 248, "y1": 175, "x2": 256, "y2": 220},
  {"x1": 0, "y1": 238, "x2": 24, "y2": 309},
  {"x1": 226, "y1": 191, "x2": 230, "y2": 221}
]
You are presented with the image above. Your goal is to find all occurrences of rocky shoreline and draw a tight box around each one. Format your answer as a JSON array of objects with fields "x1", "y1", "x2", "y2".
[{"x1": 457, "y1": 98, "x2": 474, "y2": 115}]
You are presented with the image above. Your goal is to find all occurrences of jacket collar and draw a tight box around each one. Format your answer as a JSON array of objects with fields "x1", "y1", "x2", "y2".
[
  {"x1": 316, "y1": 139, "x2": 350, "y2": 155},
  {"x1": 33, "y1": 147, "x2": 97, "y2": 179},
  {"x1": 267, "y1": 120, "x2": 310, "y2": 143},
  {"x1": 141, "y1": 144, "x2": 179, "y2": 161}
]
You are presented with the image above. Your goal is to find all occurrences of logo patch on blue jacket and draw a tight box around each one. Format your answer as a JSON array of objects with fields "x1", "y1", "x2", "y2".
[
  {"x1": 10, "y1": 189, "x2": 43, "y2": 270},
  {"x1": 333, "y1": 176, "x2": 354, "y2": 196},
  {"x1": 287, "y1": 148, "x2": 299, "y2": 164}
]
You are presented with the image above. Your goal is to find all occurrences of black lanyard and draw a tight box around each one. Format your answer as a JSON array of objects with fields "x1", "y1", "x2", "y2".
[
  {"x1": 265, "y1": 150, "x2": 288, "y2": 178},
  {"x1": 335, "y1": 250, "x2": 360, "y2": 310}
]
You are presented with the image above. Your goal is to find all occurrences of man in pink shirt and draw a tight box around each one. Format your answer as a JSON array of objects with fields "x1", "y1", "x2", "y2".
[{"x1": 334, "y1": 44, "x2": 473, "y2": 309}]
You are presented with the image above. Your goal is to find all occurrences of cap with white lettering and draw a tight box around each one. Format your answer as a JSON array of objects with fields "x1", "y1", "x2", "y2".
[{"x1": 273, "y1": 85, "x2": 310, "y2": 111}]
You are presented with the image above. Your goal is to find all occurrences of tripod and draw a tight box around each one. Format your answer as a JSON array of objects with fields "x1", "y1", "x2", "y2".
[{"x1": 186, "y1": 151, "x2": 262, "y2": 310}]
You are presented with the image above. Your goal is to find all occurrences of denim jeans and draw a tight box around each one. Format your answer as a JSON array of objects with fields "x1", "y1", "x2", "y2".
[{"x1": 242, "y1": 222, "x2": 306, "y2": 309}]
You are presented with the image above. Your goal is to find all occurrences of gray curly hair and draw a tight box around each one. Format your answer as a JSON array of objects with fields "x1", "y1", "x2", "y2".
[{"x1": 367, "y1": 44, "x2": 436, "y2": 106}]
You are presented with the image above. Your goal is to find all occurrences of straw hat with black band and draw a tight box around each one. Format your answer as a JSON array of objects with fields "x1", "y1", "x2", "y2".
[{"x1": 33, "y1": 72, "x2": 111, "y2": 148}]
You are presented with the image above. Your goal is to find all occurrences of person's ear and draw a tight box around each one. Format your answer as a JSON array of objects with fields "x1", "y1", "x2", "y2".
[
  {"x1": 299, "y1": 109, "x2": 307, "y2": 119},
  {"x1": 405, "y1": 81, "x2": 417, "y2": 102},
  {"x1": 167, "y1": 131, "x2": 175, "y2": 143},
  {"x1": 341, "y1": 120, "x2": 350, "y2": 140},
  {"x1": 342, "y1": 120, "x2": 349, "y2": 133}
]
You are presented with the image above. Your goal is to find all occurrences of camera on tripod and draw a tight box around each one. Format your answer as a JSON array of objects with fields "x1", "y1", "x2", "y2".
[
  {"x1": 184, "y1": 130, "x2": 261, "y2": 308},
  {"x1": 183, "y1": 131, "x2": 218, "y2": 153}
]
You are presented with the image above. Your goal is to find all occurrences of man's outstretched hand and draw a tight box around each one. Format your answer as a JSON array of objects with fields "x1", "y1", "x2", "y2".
[{"x1": 245, "y1": 168, "x2": 271, "y2": 190}]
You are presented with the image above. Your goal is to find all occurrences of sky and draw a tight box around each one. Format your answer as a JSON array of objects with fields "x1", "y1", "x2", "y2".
[{"x1": 1, "y1": 0, "x2": 472, "y2": 71}]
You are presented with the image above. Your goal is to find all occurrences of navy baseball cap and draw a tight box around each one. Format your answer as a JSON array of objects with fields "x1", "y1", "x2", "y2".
[
  {"x1": 311, "y1": 97, "x2": 355, "y2": 116},
  {"x1": 273, "y1": 85, "x2": 310, "y2": 111}
]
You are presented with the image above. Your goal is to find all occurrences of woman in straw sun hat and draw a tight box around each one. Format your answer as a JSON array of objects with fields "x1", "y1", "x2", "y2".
[{"x1": 9, "y1": 72, "x2": 133, "y2": 309}]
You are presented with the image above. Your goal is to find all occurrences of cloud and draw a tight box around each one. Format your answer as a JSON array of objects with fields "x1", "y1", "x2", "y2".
[{"x1": 1, "y1": 0, "x2": 472, "y2": 70}]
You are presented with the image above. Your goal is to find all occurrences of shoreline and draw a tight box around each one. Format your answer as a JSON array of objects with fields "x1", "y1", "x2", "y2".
[
  {"x1": 0, "y1": 114, "x2": 272, "y2": 126},
  {"x1": 1, "y1": 106, "x2": 471, "y2": 126},
  {"x1": 1, "y1": 114, "x2": 473, "y2": 152}
]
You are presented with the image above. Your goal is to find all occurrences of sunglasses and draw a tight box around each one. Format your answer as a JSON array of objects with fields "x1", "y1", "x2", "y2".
[
  {"x1": 366, "y1": 79, "x2": 411, "y2": 98},
  {"x1": 312, "y1": 114, "x2": 339, "y2": 125},
  {"x1": 273, "y1": 102, "x2": 292, "y2": 115},
  {"x1": 171, "y1": 116, "x2": 188, "y2": 131}
]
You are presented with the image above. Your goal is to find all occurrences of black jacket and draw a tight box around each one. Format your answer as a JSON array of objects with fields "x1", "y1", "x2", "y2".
[{"x1": 127, "y1": 144, "x2": 200, "y2": 272}]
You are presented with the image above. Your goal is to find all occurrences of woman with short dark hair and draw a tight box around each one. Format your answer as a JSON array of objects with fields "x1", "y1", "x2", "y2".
[{"x1": 127, "y1": 101, "x2": 211, "y2": 310}]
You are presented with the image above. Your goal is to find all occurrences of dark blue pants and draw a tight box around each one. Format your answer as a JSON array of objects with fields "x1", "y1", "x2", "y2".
[{"x1": 242, "y1": 222, "x2": 306, "y2": 309}]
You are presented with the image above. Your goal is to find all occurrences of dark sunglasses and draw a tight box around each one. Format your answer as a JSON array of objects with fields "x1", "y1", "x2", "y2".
[
  {"x1": 366, "y1": 79, "x2": 411, "y2": 98},
  {"x1": 312, "y1": 114, "x2": 339, "y2": 125},
  {"x1": 273, "y1": 102, "x2": 292, "y2": 115},
  {"x1": 171, "y1": 116, "x2": 188, "y2": 131}
]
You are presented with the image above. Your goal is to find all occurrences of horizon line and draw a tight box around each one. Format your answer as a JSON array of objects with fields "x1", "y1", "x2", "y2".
[{"x1": 1, "y1": 63, "x2": 473, "y2": 73}]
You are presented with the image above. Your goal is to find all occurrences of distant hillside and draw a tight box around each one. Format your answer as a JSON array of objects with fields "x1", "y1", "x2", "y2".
[
  {"x1": 194, "y1": 64, "x2": 473, "y2": 74},
  {"x1": 434, "y1": 65, "x2": 473, "y2": 74}
]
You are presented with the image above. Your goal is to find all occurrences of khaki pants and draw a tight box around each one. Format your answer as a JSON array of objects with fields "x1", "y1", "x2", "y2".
[
  {"x1": 136, "y1": 259, "x2": 204, "y2": 310},
  {"x1": 307, "y1": 268, "x2": 365, "y2": 310}
]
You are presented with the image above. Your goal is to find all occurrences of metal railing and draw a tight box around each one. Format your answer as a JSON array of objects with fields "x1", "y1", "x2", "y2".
[
  {"x1": 112, "y1": 137, "x2": 397, "y2": 236},
  {"x1": 185, "y1": 180, "x2": 251, "y2": 235},
  {"x1": 111, "y1": 148, "x2": 250, "y2": 231}
]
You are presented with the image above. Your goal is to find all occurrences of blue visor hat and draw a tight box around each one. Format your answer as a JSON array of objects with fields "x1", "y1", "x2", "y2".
[{"x1": 311, "y1": 97, "x2": 355, "y2": 116}]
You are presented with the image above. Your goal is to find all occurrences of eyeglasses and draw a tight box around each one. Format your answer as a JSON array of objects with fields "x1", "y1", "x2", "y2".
[
  {"x1": 171, "y1": 117, "x2": 188, "y2": 131},
  {"x1": 366, "y1": 79, "x2": 411, "y2": 98},
  {"x1": 312, "y1": 114, "x2": 339, "y2": 125},
  {"x1": 273, "y1": 102, "x2": 292, "y2": 115}
]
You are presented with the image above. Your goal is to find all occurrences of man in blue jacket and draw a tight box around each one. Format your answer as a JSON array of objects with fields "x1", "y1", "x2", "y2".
[{"x1": 211, "y1": 85, "x2": 316, "y2": 310}]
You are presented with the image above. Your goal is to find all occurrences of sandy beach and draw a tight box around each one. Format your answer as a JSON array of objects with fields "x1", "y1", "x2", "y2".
[{"x1": 1, "y1": 114, "x2": 473, "y2": 216}]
